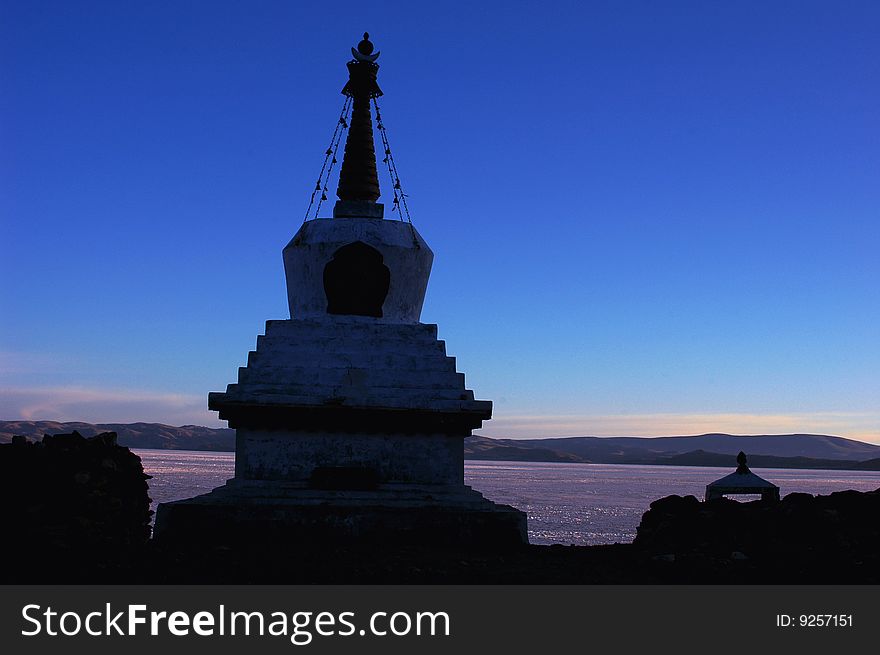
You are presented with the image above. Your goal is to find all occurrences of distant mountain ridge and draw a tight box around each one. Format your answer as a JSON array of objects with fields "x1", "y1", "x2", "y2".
[
  {"x1": 3, "y1": 421, "x2": 879, "y2": 470},
  {"x1": 496, "y1": 433, "x2": 880, "y2": 462},
  {"x1": 465, "y1": 433, "x2": 880, "y2": 468}
]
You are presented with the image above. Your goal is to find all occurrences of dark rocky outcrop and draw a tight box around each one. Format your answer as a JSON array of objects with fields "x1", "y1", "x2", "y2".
[
  {"x1": 633, "y1": 489, "x2": 880, "y2": 582},
  {"x1": 0, "y1": 431, "x2": 152, "y2": 581}
]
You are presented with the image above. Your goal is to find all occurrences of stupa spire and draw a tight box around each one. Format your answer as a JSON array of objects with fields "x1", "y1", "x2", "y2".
[{"x1": 334, "y1": 32, "x2": 384, "y2": 219}]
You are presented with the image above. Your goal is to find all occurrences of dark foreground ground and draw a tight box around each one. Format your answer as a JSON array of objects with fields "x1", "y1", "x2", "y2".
[
  {"x1": 7, "y1": 536, "x2": 880, "y2": 585},
  {"x1": 3, "y1": 432, "x2": 880, "y2": 584}
]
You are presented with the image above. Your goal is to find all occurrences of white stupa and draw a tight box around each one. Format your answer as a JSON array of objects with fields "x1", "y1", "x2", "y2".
[{"x1": 154, "y1": 34, "x2": 527, "y2": 547}]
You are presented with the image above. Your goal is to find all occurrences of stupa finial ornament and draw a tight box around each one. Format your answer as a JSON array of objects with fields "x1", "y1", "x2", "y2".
[
  {"x1": 335, "y1": 32, "x2": 383, "y2": 218},
  {"x1": 352, "y1": 32, "x2": 380, "y2": 62}
]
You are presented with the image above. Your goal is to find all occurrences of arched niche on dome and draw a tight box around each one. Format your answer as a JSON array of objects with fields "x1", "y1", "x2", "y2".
[{"x1": 323, "y1": 241, "x2": 390, "y2": 317}]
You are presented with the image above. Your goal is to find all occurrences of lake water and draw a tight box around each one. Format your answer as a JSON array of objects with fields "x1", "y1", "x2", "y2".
[{"x1": 135, "y1": 449, "x2": 880, "y2": 546}]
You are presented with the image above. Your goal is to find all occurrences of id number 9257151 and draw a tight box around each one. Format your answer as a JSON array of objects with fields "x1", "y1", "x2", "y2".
[{"x1": 776, "y1": 614, "x2": 852, "y2": 628}]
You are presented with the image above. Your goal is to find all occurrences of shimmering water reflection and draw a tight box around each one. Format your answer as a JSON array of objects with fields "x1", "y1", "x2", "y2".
[{"x1": 135, "y1": 450, "x2": 880, "y2": 546}]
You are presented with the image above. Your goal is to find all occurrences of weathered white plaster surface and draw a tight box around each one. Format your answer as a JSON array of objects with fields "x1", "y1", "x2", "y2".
[
  {"x1": 210, "y1": 317, "x2": 490, "y2": 415},
  {"x1": 282, "y1": 218, "x2": 433, "y2": 323}
]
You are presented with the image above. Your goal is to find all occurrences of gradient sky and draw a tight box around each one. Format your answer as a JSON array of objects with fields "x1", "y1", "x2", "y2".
[{"x1": 1, "y1": 1, "x2": 878, "y2": 441}]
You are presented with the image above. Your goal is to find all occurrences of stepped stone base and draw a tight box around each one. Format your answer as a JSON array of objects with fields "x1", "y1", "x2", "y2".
[
  {"x1": 154, "y1": 312, "x2": 526, "y2": 548},
  {"x1": 154, "y1": 480, "x2": 528, "y2": 548},
  {"x1": 209, "y1": 317, "x2": 492, "y2": 429}
]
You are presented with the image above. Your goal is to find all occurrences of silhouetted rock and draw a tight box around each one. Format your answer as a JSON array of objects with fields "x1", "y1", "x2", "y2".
[
  {"x1": 0, "y1": 431, "x2": 152, "y2": 582},
  {"x1": 633, "y1": 487, "x2": 880, "y2": 582}
]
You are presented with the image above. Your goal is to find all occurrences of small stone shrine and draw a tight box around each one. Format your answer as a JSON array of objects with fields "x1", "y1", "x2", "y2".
[
  {"x1": 705, "y1": 452, "x2": 780, "y2": 502},
  {"x1": 154, "y1": 34, "x2": 527, "y2": 547}
]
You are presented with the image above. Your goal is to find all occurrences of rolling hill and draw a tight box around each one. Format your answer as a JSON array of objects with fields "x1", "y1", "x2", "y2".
[
  {"x1": 0, "y1": 421, "x2": 235, "y2": 451},
  {"x1": 470, "y1": 433, "x2": 880, "y2": 462},
  {"x1": 3, "y1": 421, "x2": 879, "y2": 470}
]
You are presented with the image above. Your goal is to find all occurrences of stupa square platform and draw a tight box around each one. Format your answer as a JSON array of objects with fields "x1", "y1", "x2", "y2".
[{"x1": 214, "y1": 317, "x2": 489, "y2": 486}]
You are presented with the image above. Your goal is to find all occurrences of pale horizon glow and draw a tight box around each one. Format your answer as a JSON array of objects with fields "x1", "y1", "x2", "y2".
[{"x1": 0, "y1": 386, "x2": 210, "y2": 428}]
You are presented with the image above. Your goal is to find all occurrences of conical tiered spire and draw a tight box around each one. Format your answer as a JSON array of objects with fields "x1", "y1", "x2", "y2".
[{"x1": 334, "y1": 33, "x2": 384, "y2": 219}]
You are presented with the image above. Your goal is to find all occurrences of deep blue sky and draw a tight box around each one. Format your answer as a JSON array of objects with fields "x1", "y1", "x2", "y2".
[{"x1": 2, "y1": 1, "x2": 878, "y2": 440}]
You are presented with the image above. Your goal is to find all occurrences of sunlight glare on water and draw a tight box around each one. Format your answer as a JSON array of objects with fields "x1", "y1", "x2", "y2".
[{"x1": 134, "y1": 451, "x2": 880, "y2": 546}]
